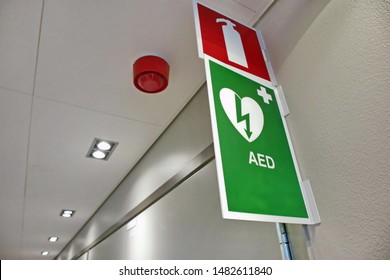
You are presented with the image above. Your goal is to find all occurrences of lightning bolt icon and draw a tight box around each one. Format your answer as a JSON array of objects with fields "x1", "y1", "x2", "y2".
[{"x1": 235, "y1": 94, "x2": 252, "y2": 139}]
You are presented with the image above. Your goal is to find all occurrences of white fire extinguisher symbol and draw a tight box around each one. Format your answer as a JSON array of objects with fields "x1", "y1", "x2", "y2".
[{"x1": 216, "y1": 18, "x2": 248, "y2": 68}]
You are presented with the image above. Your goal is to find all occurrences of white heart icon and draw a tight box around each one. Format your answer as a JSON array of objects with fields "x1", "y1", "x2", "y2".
[{"x1": 220, "y1": 88, "x2": 264, "y2": 142}]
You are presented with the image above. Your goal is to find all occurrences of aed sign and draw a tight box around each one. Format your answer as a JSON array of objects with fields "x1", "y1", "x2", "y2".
[
  {"x1": 193, "y1": 1, "x2": 270, "y2": 82},
  {"x1": 205, "y1": 57, "x2": 314, "y2": 223}
]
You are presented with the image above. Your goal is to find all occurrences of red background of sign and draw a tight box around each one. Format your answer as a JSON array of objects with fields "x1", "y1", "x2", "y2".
[{"x1": 197, "y1": 3, "x2": 270, "y2": 81}]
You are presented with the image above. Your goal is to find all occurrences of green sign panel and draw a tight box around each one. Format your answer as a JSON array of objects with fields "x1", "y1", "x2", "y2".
[{"x1": 205, "y1": 57, "x2": 314, "y2": 223}]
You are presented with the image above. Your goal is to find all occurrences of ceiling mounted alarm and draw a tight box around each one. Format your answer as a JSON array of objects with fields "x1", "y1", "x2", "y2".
[{"x1": 133, "y1": 55, "x2": 170, "y2": 94}]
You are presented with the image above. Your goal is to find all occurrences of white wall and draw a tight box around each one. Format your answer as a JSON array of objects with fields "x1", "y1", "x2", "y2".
[{"x1": 265, "y1": 0, "x2": 390, "y2": 259}]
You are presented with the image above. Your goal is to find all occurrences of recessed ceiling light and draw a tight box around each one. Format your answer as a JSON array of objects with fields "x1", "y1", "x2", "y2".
[
  {"x1": 60, "y1": 209, "x2": 75, "y2": 218},
  {"x1": 48, "y1": 236, "x2": 59, "y2": 242},
  {"x1": 86, "y1": 138, "x2": 118, "y2": 161},
  {"x1": 92, "y1": 150, "x2": 107, "y2": 159},
  {"x1": 41, "y1": 251, "x2": 49, "y2": 256},
  {"x1": 97, "y1": 141, "x2": 112, "y2": 151}
]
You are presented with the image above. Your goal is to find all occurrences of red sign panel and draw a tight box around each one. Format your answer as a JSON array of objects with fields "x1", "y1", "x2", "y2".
[{"x1": 194, "y1": 2, "x2": 270, "y2": 82}]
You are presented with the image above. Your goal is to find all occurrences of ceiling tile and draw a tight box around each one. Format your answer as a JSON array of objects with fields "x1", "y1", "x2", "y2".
[
  {"x1": 0, "y1": 89, "x2": 32, "y2": 259},
  {"x1": 0, "y1": 0, "x2": 42, "y2": 94}
]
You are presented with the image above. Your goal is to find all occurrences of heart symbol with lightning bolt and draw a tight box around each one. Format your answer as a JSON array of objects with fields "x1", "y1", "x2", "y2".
[{"x1": 219, "y1": 87, "x2": 267, "y2": 143}]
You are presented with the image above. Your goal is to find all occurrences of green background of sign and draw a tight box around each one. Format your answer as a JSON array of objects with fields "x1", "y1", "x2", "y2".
[{"x1": 209, "y1": 60, "x2": 308, "y2": 218}]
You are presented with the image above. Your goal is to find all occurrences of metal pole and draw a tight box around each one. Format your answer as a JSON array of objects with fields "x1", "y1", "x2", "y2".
[{"x1": 276, "y1": 223, "x2": 293, "y2": 260}]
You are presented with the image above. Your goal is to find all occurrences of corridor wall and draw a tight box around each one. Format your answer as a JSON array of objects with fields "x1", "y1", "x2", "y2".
[{"x1": 258, "y1": 0, "x2": 390, "y2": 259}]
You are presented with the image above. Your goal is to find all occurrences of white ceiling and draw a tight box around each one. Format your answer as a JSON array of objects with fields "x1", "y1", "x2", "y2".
[{"x1": 0, "y1": 0, "x2": 274, "y2": 260}]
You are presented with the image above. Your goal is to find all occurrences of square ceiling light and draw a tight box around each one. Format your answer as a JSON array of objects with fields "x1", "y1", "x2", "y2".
[
  {"x1": 60, "y1": 209, "x2": 75, "y2": 218},
  {"x1": 48, "y1": 236, "x2": 59, "y2": 242},
  {"x1": 86, "y1": 138, "x2": 118, "y2": 161}
]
